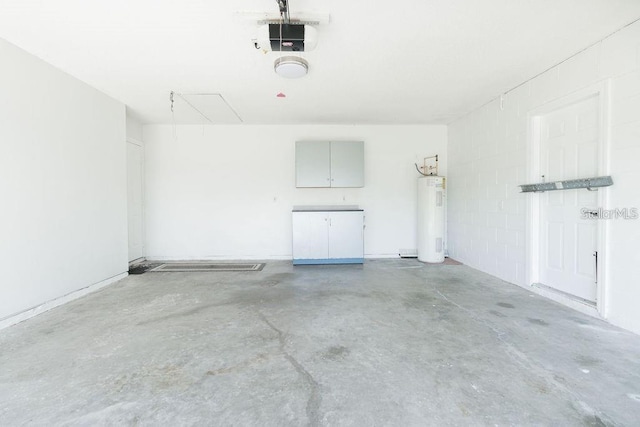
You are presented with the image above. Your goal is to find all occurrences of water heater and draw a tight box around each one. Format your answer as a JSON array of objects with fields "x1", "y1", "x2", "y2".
[{"x1": 417, "y1": 176, "x2": 446, "y2": 263}]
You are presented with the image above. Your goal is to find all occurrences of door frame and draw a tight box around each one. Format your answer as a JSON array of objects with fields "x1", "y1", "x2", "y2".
[
  {"x1": 526, "y1": 80, "x2": 611, "y2": 318},
  {"x1": 127, "y1": 137, "x2": 145, "y2": 263}
]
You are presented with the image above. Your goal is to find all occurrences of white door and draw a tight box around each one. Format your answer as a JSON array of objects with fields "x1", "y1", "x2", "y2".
[
  {"x1": 328, "y1": 211, "x2": 364, "y2": 259},
  {"x1": 127, "y1": 141, "x2": 144, "y2": 262},
  {"x1": 538, "y1": 95, "x2": 599, "y2": 302}
]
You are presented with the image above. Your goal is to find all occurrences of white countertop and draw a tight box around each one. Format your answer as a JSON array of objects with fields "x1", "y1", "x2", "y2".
[{"x1": 292, "y1": 205, "x2": 363, "y2": 212}]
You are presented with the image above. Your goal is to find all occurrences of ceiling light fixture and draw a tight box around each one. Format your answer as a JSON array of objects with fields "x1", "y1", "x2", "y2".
[{"x1": 274, "y1": 56, "x2": 308, "y2": 78}]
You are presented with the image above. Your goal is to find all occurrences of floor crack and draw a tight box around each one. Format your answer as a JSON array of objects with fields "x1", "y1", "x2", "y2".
[
  {"x1": 433, "y1": 288, "x2": 508, "y2": 343},
  {"x1": 259, "y1": 312, "x2": 321, "y2": 427}
]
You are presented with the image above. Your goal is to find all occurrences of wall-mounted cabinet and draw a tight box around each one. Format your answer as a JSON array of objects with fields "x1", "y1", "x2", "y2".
[{"x1": 295, "y1": 141, "x2": 364, "y2": 188}]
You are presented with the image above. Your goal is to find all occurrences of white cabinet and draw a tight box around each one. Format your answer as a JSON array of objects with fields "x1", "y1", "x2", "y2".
[
  {"x1": 292, "y1": 207, "x2": 364, "y2": 265},
  {"x1": 291, "y1": 211, "x2": 329, "y2": 260},
  {"x1": 295, "y1": 141, "x2": 364, "y2": 188}
]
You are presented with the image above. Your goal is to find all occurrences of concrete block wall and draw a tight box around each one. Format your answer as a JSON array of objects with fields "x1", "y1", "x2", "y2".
[{"x1": 448, "y1": 21, "x2": 640, "y2": 334}]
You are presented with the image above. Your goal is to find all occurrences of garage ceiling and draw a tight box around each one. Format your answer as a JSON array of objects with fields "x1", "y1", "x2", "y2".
[{"x1": 1, "y1": 0, "x2": 639, "y2": 125}]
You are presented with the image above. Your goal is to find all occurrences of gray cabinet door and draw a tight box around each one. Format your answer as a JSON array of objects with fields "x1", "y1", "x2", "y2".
[
  {"x1": 295, "y1": 141, "x2": 331, "y2": 187},
  {"x1": 330, "y1": 141, "x2": 364, "y2": 187}
]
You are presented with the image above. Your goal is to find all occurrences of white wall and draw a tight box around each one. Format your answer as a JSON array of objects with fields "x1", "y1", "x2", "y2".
[
  {"x1": 126, "y1": 112, "x2": 145, "y2": 262},
  {"x1": 448, "y1": 21, "x2": 640, "y2": 334},
  {"x1": 126, "y1": 113, "x2": 144, "y2": 142},
  {"x1": 143, "y1": 125, "x2": 447, "y2": 260},
  {"x1": 0, "y1": 38, "x2": 128, "y2": 321}
]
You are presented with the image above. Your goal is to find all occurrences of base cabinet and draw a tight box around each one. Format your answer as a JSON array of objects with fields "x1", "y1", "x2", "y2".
[{"x1": 292, "y1": 209, "x2": 364, "y2": 265}]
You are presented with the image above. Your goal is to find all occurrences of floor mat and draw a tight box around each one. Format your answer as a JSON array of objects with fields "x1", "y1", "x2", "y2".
[
  {"x1": 128, "y1": 263, "x2": 161, "y2": 275},
  {"x1": 149, "y1": 263, "x2": 265, "y2": 272}
]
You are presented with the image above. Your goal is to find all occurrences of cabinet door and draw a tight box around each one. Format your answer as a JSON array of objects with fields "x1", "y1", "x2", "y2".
[
  {"x1": 292, "y1": 212, "x2": 329, "y2": 259},
  {"x1": 296, "y1": 141, "x2": 330, "y2": 187},
  {"x1": 330, "y1": 141, "x2": 364, "y2": 187},
  {"x1": 328, "y1": 212, "x2": 364, "y2": 259}
]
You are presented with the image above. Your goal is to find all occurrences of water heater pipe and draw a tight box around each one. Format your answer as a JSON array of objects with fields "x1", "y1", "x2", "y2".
[{"x1": 415, "y1": 154, "x2": 438, "y2": 176}]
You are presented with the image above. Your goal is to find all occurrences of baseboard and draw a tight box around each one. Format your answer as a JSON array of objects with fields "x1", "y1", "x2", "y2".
[
  {"x1": 293, "y1": 258, "x2": 364, "y2": 265},
  {"x1": 145, "y1": 255, "x2": 292, "y2": 261},
  {"x1": 446, "y1": 256, "x2": 602, "y2": 319},
  {"x1": 145, "y1": 254, "x2": 408, "y2": 262},
  {"x1": 0, "y1": 272, "x2": 128, "y2": 330},
  {"x1": 529, "y1": 282, "x2": 600, "y2": 318},
  {"x1": 364, "y1": 254, "x2": 401, "y2": 259}
]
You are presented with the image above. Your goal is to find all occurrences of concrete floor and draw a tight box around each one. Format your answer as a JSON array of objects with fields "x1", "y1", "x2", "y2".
[{"x1": 1, "y1": 260, "x2": 640, "y2": 426}]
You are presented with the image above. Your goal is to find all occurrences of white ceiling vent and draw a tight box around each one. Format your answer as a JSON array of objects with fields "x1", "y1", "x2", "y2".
[{"x1": 171, "y1": 93, "x2": 243, "y2": 125}]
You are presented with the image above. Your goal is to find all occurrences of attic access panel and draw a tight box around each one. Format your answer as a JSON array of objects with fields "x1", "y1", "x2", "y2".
[{"x1": 172, "y1": 93, "x2": 243, "y2": 125}]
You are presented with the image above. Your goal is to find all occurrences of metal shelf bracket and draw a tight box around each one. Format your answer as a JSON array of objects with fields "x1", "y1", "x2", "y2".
[{"x1": 519, "y1": 176, "x2": 613, "y2": 193}]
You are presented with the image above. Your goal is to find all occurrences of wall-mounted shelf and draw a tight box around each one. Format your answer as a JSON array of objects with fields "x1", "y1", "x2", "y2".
[{"x1": 519, "y1": 176, "x2": 613, "y2": 193}]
